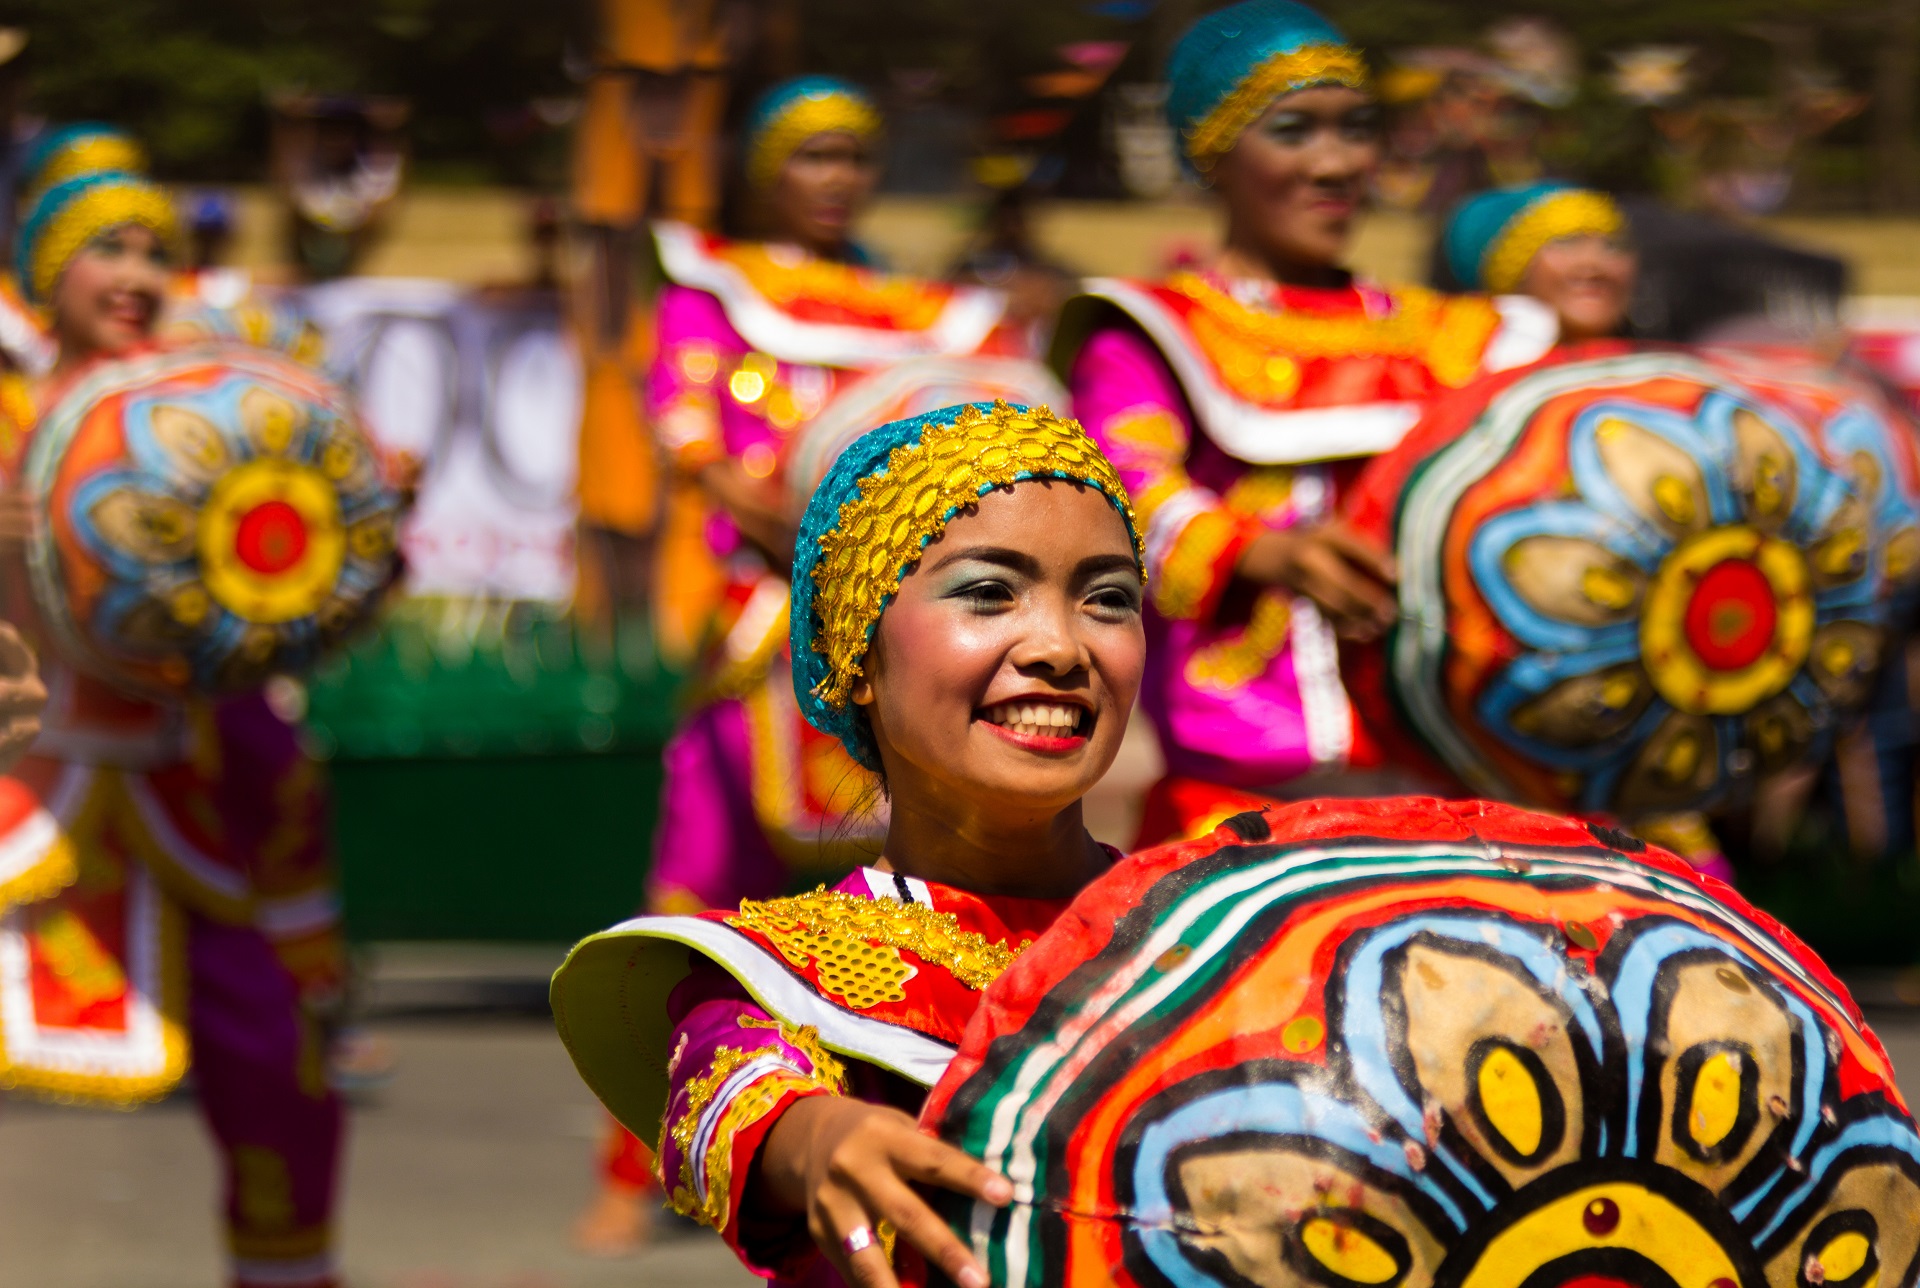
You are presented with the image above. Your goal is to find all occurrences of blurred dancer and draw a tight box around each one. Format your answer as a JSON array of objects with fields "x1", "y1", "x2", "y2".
[
  {"x1": 1052, "y1": 0, "x2": 1554, "y2": 843},
  {"x1": 1442, "y1": 181, "x2": 1637, "y2": 341},
  {"x1": 0, "y1": 172, "x2": 346, "y2": 1288},
  {"x1": 575, "y1": 74, "x2": 1018, "y2": 1253},
  {"x1": 1437, "y1": 184, "x2": 1741, "y2": 883}
]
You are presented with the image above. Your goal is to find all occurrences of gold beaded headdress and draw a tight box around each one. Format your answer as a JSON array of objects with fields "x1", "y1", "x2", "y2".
[
  {"x1": 17, "y1": 171, "x2": 181, "y2": 305},
  {"x1": 1479, "y1": 188, "x2": 1626, "y2": 293},
  {"x1": 1167, "y1": 1, "x2": 1371, "y2": 173},
  {"x1": 790, "y1": 401, "x2": 1143, "y2": 767},
  {"x1": 29, "y1": 132, "x2": 149, "y2": 198},
  {"x1": 1183, "y1": 43, "x2": 1370, "y2": 172},
  {"x1": 746, "y1": 76, "x2": 883, "y2": 191}
]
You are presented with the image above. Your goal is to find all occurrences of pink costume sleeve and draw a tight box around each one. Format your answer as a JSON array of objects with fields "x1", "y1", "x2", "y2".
[
  {"x1": 649, "y1": 283, "x2": 749, "y2": 472},
  {"x1": 655, "y1": 959, "x2": 851, "y2": 1280},
  {"x1": 1069, "y1": 323, "x2": 1260, "y2": 625}
]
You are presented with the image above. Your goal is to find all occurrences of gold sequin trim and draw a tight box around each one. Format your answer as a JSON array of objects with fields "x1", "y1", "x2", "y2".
[
  {"x1": 664, "y1": 1030, "x2": 845, "y2": 1231},
  {"x1": 716, "y1": 242, "x2": 946, "y2": 332},
  {"x1": 730, "y1": 886, "x2": 1028, "y2": 1003},
  {"x1": 809, "y1": 400, "x2": 1142, "y2": 712},
  {"x1": 29, "y1": 182, "x2": 181, "y2": 303},
  {"x1": 1153, "y1": 507, "x2": 1251, "y2": 621},
  {"x1": 748, "y1": 90, "x2": 884, "y2": 190},
  {"x1": 1480, "y1": 189, "x2": 1626, "y2": 293},
  {"x1": 33, "y1": 135, "x2": 149, "y2": 195},
  {"x1": 1186, "y1": 590, "x2": 1293, "y2": 690},
  {"x1": 1185, "y1": 43, "x2": 1370, "y2": 170},
  {"x1": 1174, "y1": 273, "x2": 1499, "y2": 394}
]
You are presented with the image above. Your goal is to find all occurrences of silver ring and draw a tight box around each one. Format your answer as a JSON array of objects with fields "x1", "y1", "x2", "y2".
[{"x1": 841, "y1": 1225, "x2": 877, "y2": 1257}]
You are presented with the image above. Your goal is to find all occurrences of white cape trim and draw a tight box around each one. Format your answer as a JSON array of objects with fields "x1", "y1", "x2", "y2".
[
  {"x1": 1076, "y1": 279, "x2": 1557, "y2": 464},
  {"x1": 552, "y1": 909, "x2": 959, "y2": 1137},
  {"x1": 653, "y1": 221, "x2": 1007, "y2": 369}
]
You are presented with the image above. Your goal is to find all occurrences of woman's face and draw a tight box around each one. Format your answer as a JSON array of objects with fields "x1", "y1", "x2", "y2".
[
  {"x1": 1211, "y1": 85, "x2": 1382, "y2": 273},
  {"x1": 769, "y1": 131, "x2": 878, "y2": 254},
  {"x1": 854, "y1": 480, "x2": 1145, "y2": 823},
  {"x1": 1522, "y1": 234, "x2": 1638, "y2": 342},
  {"x1": 51, "y1": 223, "x2": 169, "y2": 358}
]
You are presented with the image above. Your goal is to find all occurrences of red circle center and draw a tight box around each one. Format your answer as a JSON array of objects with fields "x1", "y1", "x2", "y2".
[
  {"x1": 233, "y1": 499, "x2": 309, "y2": 576},
  {"x1": 1683, "y1": 558, "x2": 1777, "y2": 671}
]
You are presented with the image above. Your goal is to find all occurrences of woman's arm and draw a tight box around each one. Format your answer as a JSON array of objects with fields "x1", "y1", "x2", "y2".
[{"x1": 658, "y1": 964, "x2": 1007, "y2": 1288}]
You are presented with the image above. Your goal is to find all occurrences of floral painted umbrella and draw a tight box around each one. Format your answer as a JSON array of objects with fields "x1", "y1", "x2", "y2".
[
  {"x1": 923, "y1": 796, "x2": 1918, "y2": 1288},
  {"x1": 22, "y1": 343, "x2": 403, "y2": 696},
  {"x1": 1343, "y1": 348, "x2": 1916, "y2": 820}
]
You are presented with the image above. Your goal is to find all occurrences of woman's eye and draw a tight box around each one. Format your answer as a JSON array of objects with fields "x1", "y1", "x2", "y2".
[
  {"x1": 1086, "y1": 584, "x2": 1142, "y2": 616},
  {"x1": 1341, "y1": 108, "x2": 1383, "y2": 141},
  {"x1": 1263, "y1": 113, "x2": 1312, "y2": 145},
  {"x1": 954, "y1": 580, "x2": 1015, "y2": 607}
]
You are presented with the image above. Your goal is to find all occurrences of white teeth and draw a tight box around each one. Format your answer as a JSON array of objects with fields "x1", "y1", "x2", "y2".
[{"x1": 982, "y1": 701, "x2": 1085, "y2": 735}]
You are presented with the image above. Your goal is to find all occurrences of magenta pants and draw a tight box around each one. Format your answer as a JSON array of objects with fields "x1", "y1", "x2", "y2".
[{"x1": 188, "y1": 912, "x2": 343, "y2": 1288}]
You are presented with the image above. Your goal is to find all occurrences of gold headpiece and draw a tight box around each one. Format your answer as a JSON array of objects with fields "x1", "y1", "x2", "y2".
[
  {"x1": 1185, "y1": 43, "x2": 1370, "y2": 171},
  {"x1": 748, "y1": 91, "x2": 883, "y2": 191},
  {"x1": 24, "y1": 177, "x2": 180, "y2": 305},
  {"x1": 1481, "y1": 189, "x2": 1626, "y2": 293},
  {"x1": 33, "y1": 134, "x2": 148, "y2": 196}
]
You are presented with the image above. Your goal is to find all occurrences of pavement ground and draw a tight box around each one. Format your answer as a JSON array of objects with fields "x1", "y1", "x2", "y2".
[
  {"x1": 0, "y1": 942, "x2": 758, "y2": 1288},
  {"x1": 5, "y1": 959, "x2": 1920, "y2": 1288}
]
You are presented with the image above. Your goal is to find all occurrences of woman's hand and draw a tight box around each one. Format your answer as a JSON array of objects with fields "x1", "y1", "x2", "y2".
[
  {"x1": 0, "y1": 622, "x2": 46, "y2": 774},
  {"x1": 1236, "y1": 521, "x2": 1397, "y2": 641},
  {"x1": 758, "y1": 1094, "x2": 1011, "y2": 1288},
  {"x1": 0, "y1": 487, "x2": 36, "y2": 550}
]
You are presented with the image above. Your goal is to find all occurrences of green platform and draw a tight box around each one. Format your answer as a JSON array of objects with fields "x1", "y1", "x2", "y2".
[
  {"x1": 329, "y1": 753, "x2": 663, "y2": 942},
  {"x1": 306, "y1": 600, "x2": 685, "y2": 943}
]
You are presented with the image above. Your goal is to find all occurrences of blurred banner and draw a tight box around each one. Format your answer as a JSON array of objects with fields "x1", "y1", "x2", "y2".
[
  {"x1": 268, "y1": 278, "x2": 675, "y2": 773},
  {"x1": 301, "y1": 277, "x2": 583, "y2": 602}
]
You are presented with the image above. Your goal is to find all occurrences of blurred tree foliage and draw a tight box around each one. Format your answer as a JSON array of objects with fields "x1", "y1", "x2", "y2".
[
  {"x1": 4, "y1": 0, "x2": 578, "y2": 180},
  {"x1": 1, "y1": 0, "x2": 1908, "y2": 201}
]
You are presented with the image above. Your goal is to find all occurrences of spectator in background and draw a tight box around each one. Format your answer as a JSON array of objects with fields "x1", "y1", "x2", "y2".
[{"x1": 948, "y1": 186, "x2": 1073, "y2": 344}]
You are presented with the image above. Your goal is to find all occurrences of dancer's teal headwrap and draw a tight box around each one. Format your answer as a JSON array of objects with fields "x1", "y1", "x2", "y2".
[
  {"x1": 743, "y1": 75, "x2": 882, "y2": 191},
  {"x1": 16, "y1": 170, "x2": 180, "y2": 306},
  {"x1": 1165, "y1": 0, "x2": 1369, "y2": 173},
  {"x1": 1443, "y1": 182, "x2": 1627, "y2": 293},
  {"x1": 21, "y1": 123, "x2": 148, "y2": 199},
  {"x1": 790, "y1": 401, "x2": 1143, "y2": 769}
]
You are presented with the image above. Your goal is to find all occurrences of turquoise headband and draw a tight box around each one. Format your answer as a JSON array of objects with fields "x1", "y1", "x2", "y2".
[
  {"x1": 16, "y1": 170, "x2": 180, "y2": 306},
  {"x1": 1442, "y1": 181, "x2": 1628, "y2": 292},
  {"x1": 1165, "y1": 0, "x2": 1368, "y2": 172},
  {"x1": 20, "y1": 123, "x2": 148, "y2": 197},
  {"x1": 743, "y1": 74, "x2": 882, "y2": 190}
]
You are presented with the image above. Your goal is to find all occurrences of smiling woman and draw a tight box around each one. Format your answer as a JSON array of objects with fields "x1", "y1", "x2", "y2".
[{"x1": 552, "y1": 400, "x2": 1147, "y2": 1288}]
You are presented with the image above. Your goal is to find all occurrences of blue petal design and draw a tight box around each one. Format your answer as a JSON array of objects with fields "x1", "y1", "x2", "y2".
[
  {"x1": 1567, "y1": 399, "x2": 1738, "y2": 532},
  {"x1": 1610, "y1": 922, "x2": 1827, "y2": 1168},
  {"x1": 1338, "y1": 914, "x2": 1607, "y2": 1204},
  {"x1": 1129, "y1": 1080, "x2": 1470, "y2": 1284},
  {"x1": 1471, "y1": 503, "x2": 1656, "y2": 654}
]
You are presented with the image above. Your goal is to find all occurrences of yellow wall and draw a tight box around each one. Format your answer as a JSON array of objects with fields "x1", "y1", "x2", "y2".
[{"x1": 219, "y1": 185, "x2": 1917, "y2": 296}]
